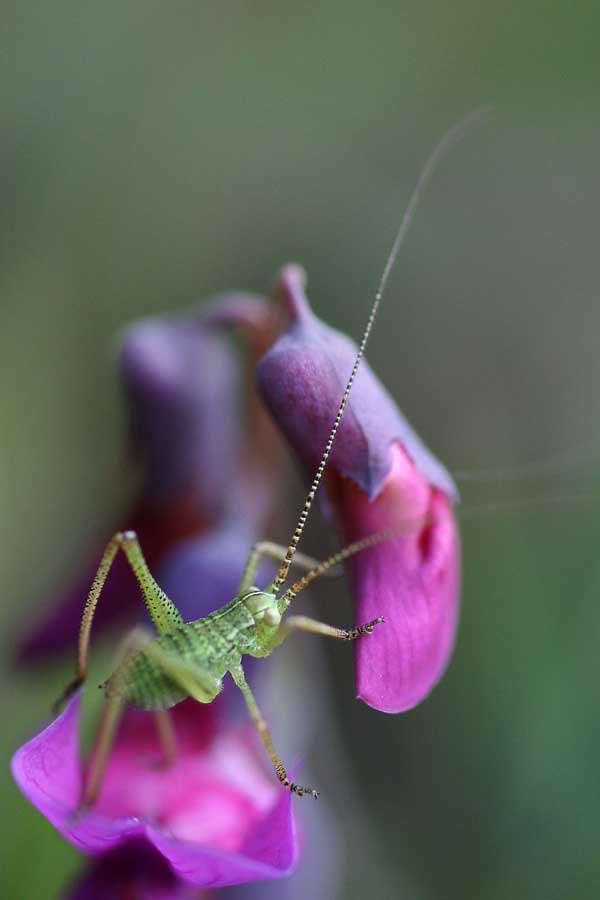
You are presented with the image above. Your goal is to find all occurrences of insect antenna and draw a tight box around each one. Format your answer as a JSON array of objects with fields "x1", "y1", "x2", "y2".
[
  {"x1": 280, "y1": 511, "x2": 431, "y2": 605},
  {"x1": 270, "y1": 106, "x2": 493, "y2": 595},
  {"x1": 453, "y1": 439, "x2": 600, "y2": 485},
  {"x1": 278, "y1": 485, "x2": 600, "y2": 607}
]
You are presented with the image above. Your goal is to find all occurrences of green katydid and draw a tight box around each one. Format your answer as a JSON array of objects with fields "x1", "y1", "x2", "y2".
[{"x1": 54, "y1": 109, "x2": 490, "y2": 808}]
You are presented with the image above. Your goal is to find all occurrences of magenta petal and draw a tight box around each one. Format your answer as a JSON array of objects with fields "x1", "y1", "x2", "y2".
[
  {"x1": 336, "y1": 445, "x2": 461, "y2": 712},
  {"x1": 150, "y1": 790, "x2": 297, "y2": 886},
  {"x1": 12, "y1": 694, "x2": 298, "y2": 887},
  {"x1": 258, "y1": 266, "x2": 461, "y2": 712},
  {"x1": 11, "y1": 692, "x2": 83, "y2": 817}
]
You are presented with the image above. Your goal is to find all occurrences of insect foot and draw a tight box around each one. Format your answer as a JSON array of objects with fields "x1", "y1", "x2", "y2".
[
  {"x1": 350, "y1": 616, "x2": 385, "y2": 638},
  {"x1": 293, "y1": 785, "x2": 320, "y2": 800},
  {"x1": 287, "y1": 780, "x2": 320, "y2": 800}
]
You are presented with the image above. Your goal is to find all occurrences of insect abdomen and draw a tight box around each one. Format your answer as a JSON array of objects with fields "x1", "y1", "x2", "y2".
[
  {"x1": 109, "y1": 605, "x2": 256, "y2": 711},
  {"x1": 117, "y1": 649, "x2": 189, "y2": 711}
]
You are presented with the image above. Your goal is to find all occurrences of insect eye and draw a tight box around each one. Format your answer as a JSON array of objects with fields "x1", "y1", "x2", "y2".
[{"x1": 264, "y1": 608, "x2": 280, "y2": 627}]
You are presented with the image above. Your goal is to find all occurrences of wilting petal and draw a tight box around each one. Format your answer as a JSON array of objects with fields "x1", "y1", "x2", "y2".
[
  {"x1": 257, "y1": 265, "x2": 460, "y2": 712},
  {"x1": 12, "y1": 694, "x2": 297, "y2": 888}
]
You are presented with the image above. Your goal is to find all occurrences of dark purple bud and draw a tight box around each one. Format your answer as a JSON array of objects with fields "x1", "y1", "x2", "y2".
[
  {"x1": 65, "y1": 840, "x2": 206, "y2": 900},
  {"x1": 257, "y1": 265, "x2": 457, "y2": 502},
  {"x1": 118, "y1": 309, "x2": 240, "y2": 513}
]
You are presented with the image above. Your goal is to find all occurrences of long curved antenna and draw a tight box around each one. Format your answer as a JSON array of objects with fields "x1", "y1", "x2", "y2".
[
  {"x1": 270, "y1": 107, "x2": 493, "y2": 594},
  {"x1": 279, "y1": 515, "x2": 429, "y2": 607},
  {"x1": 279, "y1": 489, "x2": 600, "y2": 606},
  {"x1": 453, "y1": 439, "x2": 600, "y2": 485}
]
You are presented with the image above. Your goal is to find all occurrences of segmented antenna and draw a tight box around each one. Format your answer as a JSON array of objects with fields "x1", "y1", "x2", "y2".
[
  {"x1": 279, "y1": 488, "x2": 600, "y2": 605},
  {"x1": 280, "y1": 510, "x2": 432, "y2": 605},
  {"x1": 270, "y1": 107, "x2": 492, "y2": 594}
]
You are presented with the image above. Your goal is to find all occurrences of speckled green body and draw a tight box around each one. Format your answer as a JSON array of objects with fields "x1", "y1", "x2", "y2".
[{"x1": 107, "y1": 589, "x2": 282, "y2": 711}]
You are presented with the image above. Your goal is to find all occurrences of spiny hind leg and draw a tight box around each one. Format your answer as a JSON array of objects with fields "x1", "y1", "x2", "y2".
[
  {"x1": 104, "y1": 626, "x2": 182, "y2": 768},
  {"x1": 82, "y1": 690, "x2": 126, "y2": 809},
  {"x1": 276, "y1": 614, "x2": 385, "y2": 645},
  {"x1": 81, "y1": 626, "x2": 153, "y2": 808},
  {"x1": 237, "y1": 541, "x2": 341, "y2": 594},
  {"x1": 104, "y1": 626, "x2": 222, "y2": 710},
  {"x1": 81, "y1": 627, "x2": 220, "y2": 809},
  {"x1": 133, "y1": 637, "x2": 222, "y2": 704},
  {"x1": 54, "y1": 530, "x2": 184, "y2": 713},
  {"x1": 81, "y1": 688, "x2": 177, "y2": 806},
  {"x1": 153, "y1": 708, "x2": 177, "y2": 767},
  {"x1": 230, "y1": 663, "x2": 318, "y2": 799}
]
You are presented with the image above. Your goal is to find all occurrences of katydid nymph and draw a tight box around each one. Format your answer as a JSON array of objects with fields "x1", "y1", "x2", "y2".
[{"x1": 54, "y1": 109, "x2": 490, "y2": 809}]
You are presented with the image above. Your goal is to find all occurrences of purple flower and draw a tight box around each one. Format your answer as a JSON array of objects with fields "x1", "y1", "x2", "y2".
[
  {"x1": 257, "y1": 265, "x2": 461, "y2": 713},
  {"x1": 12, "y1": 693, "x2": 297, "y2": 888},
  {"x1": 17, "y1": 295, "x2": 277, "y2": 661},
  {"x1": 11, "y1": 514, "x2": 302, "y2": 893},
  {"x1": 12, "y1": 288, "x2": 339, "y2": 892}
]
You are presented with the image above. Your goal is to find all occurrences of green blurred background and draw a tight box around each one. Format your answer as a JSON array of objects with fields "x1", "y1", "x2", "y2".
[{"x1": 2, "y1": 3, "x2": 600, "y2": 898}]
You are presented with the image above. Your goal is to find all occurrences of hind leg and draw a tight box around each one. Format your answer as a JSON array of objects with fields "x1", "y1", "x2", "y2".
[
  {"x1": 80, "y1": 626, "x2": 152, "y2": 808},
  {"x1": 81, "y1": 627, "x2": 221, "y2": 809},
  {"x1": 54, "y1": 531, "x2": 184, "y2": 714}
]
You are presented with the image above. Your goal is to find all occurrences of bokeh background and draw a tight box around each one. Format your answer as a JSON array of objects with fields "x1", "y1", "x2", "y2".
[{"x1": 2, "y1": 3, "x2": 600, "y2": 898}]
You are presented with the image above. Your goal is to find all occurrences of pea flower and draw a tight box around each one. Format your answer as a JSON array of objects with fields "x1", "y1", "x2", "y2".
[
  {"x1": 13, "y1": 288, "x2": 343, "y2": 894},
  {"x1": 12, "y1": 693, "x2": 297, "y2": 888},
  {"x1": 17, "y1": 294, "x2": 273, "y2": 660},
  {"x1": 257, "y1": 264, "x2": 461, "y2": 713}
]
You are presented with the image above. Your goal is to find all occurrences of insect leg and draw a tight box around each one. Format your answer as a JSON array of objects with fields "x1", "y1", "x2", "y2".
[
  {"x1": 230, "y1": 663, "x2": 319, "y2": 799},
  {"x1": 154, "y1": 708, "x2": 177, "y2": 766},
  {"x1": 237, "y1": 541, "x2": 339, "y2": 594},
  {"x1": 106, "y1": 628, "x2": 223, "y2": 705},
  {"x1": 54, "y1": 530, "x2": 183, "y2": 712},
  {"x1": 276, "y1": 614, "x2": 385, "y2": 644},
  {"x1": 80, "y1": 627, "x2": 220, "y2": 810},
  {"x1": 80, "y1": 625, "x2": 152, "y2": 808},
  {"x1": 82, "y1": 691, "x2": 126, "y2": 809}
]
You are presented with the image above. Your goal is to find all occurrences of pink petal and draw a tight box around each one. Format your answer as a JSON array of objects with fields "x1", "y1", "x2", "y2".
[
  {"x1": 333, "y1": 444, "x2": 461, "y2": 712},
  {"x1": 12, "y1": 694, "x2": 298, "y2": 887}
]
